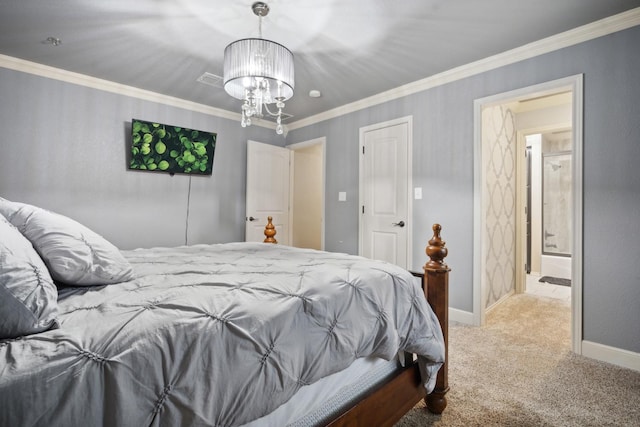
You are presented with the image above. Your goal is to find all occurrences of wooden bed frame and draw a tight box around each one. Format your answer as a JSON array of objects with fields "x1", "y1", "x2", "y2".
[{"x1": 262, "y1": 217, "x2": 449, "y2": 425}]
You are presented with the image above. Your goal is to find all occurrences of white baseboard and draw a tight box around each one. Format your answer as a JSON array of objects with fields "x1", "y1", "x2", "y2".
[
  {"x1": 449, "y1": 307, "x2": 475, "y2": 325},
  {"x1": 582, "y1": 340, "x2": 640, "y2": 373}
]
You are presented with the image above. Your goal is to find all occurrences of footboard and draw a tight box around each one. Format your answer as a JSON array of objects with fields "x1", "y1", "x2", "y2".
[{"x1": 261, "y1": 219, "x2": 450, "y2": 424}]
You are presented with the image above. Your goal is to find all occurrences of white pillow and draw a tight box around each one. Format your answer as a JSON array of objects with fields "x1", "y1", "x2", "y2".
[
  {"x1": 0, "y1": 198, "x2": 134, "y2": 286},
  {"x1": 0, "y1": 215, "x2": 58, "y2": 339}
]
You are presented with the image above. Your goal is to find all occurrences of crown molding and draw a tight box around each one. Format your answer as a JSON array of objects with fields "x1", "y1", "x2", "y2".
[
  {"x1": 0, "y1": 53, "x2": 275, "y2": 131},
  {"x1": 287, "y1": 7, "x2": 640, "y2": 131},
  {"x1": 2, "y1": 7, "x2": 638, "y2": 133}
]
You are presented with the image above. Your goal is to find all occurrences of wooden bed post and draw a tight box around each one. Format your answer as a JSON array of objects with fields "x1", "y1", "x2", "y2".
[
  {"x1": 263, "y1": 216, "x2": 277, "y2": 244},
  {"x1": 424, "y1": 223, "x2": 449, "y2": 414}
]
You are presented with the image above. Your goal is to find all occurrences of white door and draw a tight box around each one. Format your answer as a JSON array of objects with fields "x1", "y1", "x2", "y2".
[
  {"x1": 245, "y1": 140, "x2": 291, "y2": 244},
  {"x1": 359, "y1": 119, "x2": 411, "y2": 268}
]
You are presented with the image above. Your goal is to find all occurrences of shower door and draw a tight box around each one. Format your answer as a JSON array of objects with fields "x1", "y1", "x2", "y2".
[{"x1": 542, "y1": 151, "x2": 572, "y2": 256}]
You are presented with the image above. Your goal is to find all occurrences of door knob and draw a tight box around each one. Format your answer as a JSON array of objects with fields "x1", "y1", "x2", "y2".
[
  {"x1": 248, "y1": 216, "x2": 260, "y2": 222},
  {"x1": 392, "y1": 221, "x2": 405, "y2": 227}
]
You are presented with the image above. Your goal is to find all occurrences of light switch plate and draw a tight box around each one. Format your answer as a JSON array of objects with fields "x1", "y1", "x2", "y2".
[
  {"x1": 338, "y1": 191, "x2": 347, "y2": 201},
  {"x1": 414, "y1": 187, "x2": 423, "y2": 200}
]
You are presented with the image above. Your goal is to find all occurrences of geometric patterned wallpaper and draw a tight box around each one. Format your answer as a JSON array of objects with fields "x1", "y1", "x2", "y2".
[{"x1": 482, "y1": 105, "x2": 517, "y2": 309}]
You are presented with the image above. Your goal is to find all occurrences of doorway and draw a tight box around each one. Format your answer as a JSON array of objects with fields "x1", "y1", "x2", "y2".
[
  {"x1": 289, "y1": 138, "x2": 326, "y2": 250},
  {"x1": 473, "y1": 75, "x2": 584, "y2": 354},
  {"x1": 245, "y1": 138, "x2": 325, "y2": 248},
  {"x1": 521, "y1": 129, "x2": 573, "y2": 302}
]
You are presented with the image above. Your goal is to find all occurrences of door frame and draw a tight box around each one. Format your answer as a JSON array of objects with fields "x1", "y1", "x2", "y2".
[
  {"x1": 287, "y1": 137, "x2": 326, "y2": 250},
  {"x1": 473, "y1": 75, "x2": 584, "y2": 354},
  {"x1": 358, "y1": 116, "x2": 413, "y2": 269}
]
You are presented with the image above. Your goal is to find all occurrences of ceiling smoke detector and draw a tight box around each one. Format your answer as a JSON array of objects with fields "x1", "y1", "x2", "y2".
[{"x1": 44, "y1": 36, "x2": 62, "y2": 46}]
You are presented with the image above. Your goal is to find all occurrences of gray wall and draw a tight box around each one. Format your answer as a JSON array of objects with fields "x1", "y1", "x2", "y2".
[
  {"x1": 286, "y1": 26, "x2": 640, "y2": 354},
  {"x1": 0, "y1": 67, "x2": 282, "y2": 249},
  {"x1": 1, "y1": 26, "x2": 638, "y2": 355}
]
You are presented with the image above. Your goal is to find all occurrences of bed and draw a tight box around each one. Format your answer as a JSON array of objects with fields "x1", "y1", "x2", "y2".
[{"x1": 0, "y1": 198, "x2": 450, "y2": 427}]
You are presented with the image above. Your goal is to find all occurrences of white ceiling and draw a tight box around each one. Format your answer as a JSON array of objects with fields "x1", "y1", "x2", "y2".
[{"x1": 1, "y1": 1, "x2": 639, "y2": 123}]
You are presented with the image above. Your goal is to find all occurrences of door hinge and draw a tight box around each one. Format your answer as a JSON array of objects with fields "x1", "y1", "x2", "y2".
[
  {"x1": 362, "y1": 146, "x2": 365, "y2": 155},
  {"x1": 362, "y1": 205, "x2": 365, "y2": 214}
]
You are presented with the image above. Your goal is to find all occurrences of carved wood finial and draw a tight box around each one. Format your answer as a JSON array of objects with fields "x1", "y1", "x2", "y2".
[
  {"x1": 425, "y1": 223, "x2": 449, "y2": 272},
  {"x1": 263, "y1": 216, "x2": 277, "y2": 244}
]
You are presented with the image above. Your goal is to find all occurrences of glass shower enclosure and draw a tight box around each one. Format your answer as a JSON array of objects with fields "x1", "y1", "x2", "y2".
[{"x1": 542, "y1": 151, "x2": 572, "y2": 257}]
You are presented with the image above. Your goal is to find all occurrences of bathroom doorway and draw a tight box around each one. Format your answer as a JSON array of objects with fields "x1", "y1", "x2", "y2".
[{"x1": 473, "y1": 75, "x2": 584, "y2": 354}]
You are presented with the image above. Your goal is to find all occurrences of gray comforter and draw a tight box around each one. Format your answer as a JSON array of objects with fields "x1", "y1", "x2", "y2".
[{"x1": 0, "y1": 243, "x2": 445, "y2": 427}]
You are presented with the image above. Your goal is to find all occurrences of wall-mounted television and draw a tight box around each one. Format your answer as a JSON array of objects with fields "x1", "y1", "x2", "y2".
[{"x1": 129, "y1": 118, "x2": 216, "y2": 175}]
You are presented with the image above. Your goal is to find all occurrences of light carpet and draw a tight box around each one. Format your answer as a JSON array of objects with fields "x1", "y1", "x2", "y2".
[{"x1": 396, "y1": 293, "x2": 640, "y2": 426}]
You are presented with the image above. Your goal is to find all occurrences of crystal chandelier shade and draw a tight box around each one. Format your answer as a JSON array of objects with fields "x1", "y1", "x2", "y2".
[{"x1": 223, "y1": 3, "x2": 294, "y2": 135}]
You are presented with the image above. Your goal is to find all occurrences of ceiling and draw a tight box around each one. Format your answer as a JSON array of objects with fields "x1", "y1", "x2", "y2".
[{"x1": 1, "y1": 1, "x2": 639, "y2": 124}]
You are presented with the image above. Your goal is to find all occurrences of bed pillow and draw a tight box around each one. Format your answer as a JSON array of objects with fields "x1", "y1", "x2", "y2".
[
  {"x1": 0, "y1": 215, "x2": 58, "y2": 340},
  {"x1": 0, "y1": 198, "x2": 134, "y2": 286}
]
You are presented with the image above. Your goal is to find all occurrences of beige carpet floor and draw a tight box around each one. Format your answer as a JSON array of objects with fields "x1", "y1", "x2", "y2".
[{"x1": 396, "y1": 293, "x2": 640, "y2": 426}]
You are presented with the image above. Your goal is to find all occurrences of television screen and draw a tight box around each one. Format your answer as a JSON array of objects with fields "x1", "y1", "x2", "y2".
[{"x1": 129, "y1": 118, "x2": 216, "y2": 175}]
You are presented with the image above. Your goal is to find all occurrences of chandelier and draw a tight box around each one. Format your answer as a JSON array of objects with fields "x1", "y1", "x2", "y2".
[{"x1": 223, "y1": 2, "x2": 294, "y2": 135}]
